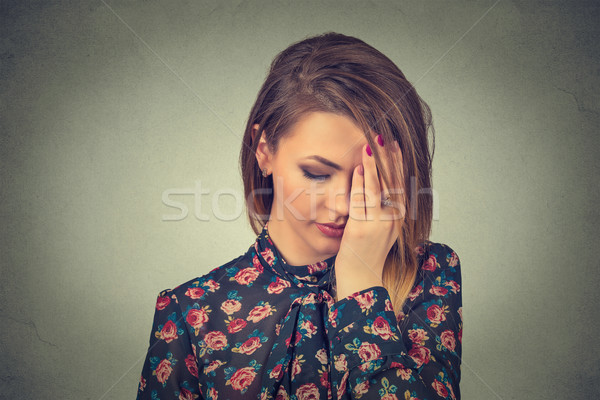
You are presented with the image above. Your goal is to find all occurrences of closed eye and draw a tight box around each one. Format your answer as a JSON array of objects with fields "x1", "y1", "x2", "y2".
[{"x1": 302, "y1": 169, "x2": 330, "y2": 182}]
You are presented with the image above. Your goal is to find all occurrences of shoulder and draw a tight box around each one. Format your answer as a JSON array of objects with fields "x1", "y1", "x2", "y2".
[
  {"x1": 156, "y1": 252, "x2": 249, "y2": 308},
  {"x1": 403, "y1": 240, "x2": 462, "y2": 311},
  {"x1": 417, "y1": 240, "x2": 461, "y2": 272}
]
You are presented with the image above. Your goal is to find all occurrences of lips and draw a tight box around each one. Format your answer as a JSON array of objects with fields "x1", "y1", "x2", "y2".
[
  {"x1": 316, "y1": 223, "x2": 346, "y2": 238},
  {"x1": 319, "y1": 223, "x2": 346, "y2": 229}
]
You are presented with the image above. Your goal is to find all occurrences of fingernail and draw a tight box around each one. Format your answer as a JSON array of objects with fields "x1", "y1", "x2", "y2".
[
  {"x1": 366, "y1": 144, "x2": 372, "y2": 156},
  {"x1": 357, "y1": 164, "x2": 364, "y2": 175},
  {"x1": 376, "y1": 134, "x2": 384, "y2": 147}
]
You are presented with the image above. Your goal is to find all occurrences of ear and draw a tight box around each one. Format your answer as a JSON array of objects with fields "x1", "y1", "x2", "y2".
[{"x1": 252, "y1": 124, "x2": 274, "y2": 173}]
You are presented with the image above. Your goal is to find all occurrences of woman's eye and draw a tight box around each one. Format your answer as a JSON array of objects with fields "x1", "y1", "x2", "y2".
[{"x1": 302, "y1": 170, "x2": 329, "y2": 182}]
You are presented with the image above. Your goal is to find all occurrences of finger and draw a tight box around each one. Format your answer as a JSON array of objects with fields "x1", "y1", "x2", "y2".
[
  {"x1": 349, "y1": 163, "x2": 366, "y2": 221},
  {"x1": 371, "y1": 134, "x2": 397, "y2": 213},
  {"x1": 374, "y1": 136, "x2": 405, "y2": 220},
  {"x1": 374, "y1": 134, "x2": 391, "y2": 199},
  {"x1": 363, "y1": 142, "x2": 380, "y2": 213}
]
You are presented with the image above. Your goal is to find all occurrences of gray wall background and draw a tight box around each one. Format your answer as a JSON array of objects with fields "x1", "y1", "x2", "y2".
[{"x1": 1, "y1": 1, "x2": 598, "y2": 399}]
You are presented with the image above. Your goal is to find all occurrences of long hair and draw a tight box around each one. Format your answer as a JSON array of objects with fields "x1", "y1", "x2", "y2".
[{"x1": 238, "y1": 32, "x2": 435, "y2": 311}]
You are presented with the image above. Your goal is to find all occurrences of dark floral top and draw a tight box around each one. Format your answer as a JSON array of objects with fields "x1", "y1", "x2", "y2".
[{"x1": 136, "y1": 221, "x2": 462, "y2": 400}]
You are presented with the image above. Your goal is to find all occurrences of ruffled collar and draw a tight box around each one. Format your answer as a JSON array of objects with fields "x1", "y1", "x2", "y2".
[{"x1": 253, "y1": 221, "x2": 337, "y2": 292}]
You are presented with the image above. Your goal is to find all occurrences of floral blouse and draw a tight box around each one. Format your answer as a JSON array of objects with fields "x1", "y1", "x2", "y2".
[{"x1": 136, "y1": 221, "x2": 462, "y2": 399}]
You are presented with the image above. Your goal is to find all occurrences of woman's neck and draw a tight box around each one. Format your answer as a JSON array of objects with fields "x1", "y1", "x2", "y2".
[{"x1": 266, "y1": 219, "x2": 333, "y2": 267}]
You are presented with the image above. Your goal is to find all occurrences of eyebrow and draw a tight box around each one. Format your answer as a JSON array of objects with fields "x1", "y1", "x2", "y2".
[{"x1": 302, "y1": 155, "x2": 343, "y2": 171}]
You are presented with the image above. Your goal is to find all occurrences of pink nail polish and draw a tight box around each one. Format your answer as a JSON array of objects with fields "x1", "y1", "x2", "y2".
[
  {"x1": 376, "y1": 134, "x2": 384, "y2": 146},
  {"x1": 366, "y1": 144, "x2": 372, "y2": 156}
]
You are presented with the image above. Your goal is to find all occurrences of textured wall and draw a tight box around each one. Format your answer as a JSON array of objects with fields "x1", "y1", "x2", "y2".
[{"x1": 1, "y1": 1, "x2": 598, "y2": 399}]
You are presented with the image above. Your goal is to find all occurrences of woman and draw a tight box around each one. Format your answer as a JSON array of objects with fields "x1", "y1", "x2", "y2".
[{"x1": 136, "y1": 32, "x2": 462, "y2": 400}]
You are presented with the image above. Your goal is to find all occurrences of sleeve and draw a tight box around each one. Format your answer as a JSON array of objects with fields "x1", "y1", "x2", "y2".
[
  {"x1": 326, "y1": 244, "x2": 462, "y2": 400},
  {"x1": 136, "y1": 289, "x2": 204, "y2": 400}
]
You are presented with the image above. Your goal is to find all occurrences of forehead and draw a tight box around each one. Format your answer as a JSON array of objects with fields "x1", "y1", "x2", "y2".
[{"x1": 279, "y1": 112, "x2": 369, "y2": 159}]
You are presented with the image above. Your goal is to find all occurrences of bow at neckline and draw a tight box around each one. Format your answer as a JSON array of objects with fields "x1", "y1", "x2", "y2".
[{"x1": 252, "y1": 221, "x2": 337, "y2": 397}]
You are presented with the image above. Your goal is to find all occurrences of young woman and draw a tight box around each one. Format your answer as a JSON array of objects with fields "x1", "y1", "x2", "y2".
[{"x1": 137, "y1": 32, "x2": 462, "y2": 400}]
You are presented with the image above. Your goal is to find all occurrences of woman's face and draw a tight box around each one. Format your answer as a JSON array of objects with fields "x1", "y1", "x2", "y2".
[{"x1": 254, "y1": 111, "x2": 371, "y2": 266}]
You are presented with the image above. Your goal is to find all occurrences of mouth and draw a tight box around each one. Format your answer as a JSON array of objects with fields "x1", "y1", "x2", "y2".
[
  {"x1": 315, "y1": 222, "x2": 346, "y2": 238},
  {"x1": 319, "y1": 223, "x2": 346, "y2": 229}
]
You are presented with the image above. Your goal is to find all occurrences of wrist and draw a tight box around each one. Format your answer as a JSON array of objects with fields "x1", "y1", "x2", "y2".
[
  {"x1": 335, "y1": 278, "x2": 383, "y2": 301},
  {"x1": 334, "y1": 258, "x2": 384, "y2": 300}
]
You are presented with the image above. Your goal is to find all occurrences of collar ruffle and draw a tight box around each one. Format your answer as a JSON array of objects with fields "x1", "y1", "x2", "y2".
[{"x1": 253, "y1": 220, "x2": 337, "y2": 293}]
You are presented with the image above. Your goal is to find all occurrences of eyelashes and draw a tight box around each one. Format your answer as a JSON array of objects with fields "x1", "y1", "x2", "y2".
[{"x1": 302, "y1": 169, "x2": 330, "y2": 182}]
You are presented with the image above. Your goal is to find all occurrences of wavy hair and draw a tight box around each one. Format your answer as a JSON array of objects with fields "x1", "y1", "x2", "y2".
[{"x1": 238, "y1": 32, "x2": 435, "y2": 311}]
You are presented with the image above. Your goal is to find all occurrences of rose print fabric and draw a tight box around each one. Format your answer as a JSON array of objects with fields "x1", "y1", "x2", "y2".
[{"x1": 136, "y1": 221, "x2": 462, "y2": 399}]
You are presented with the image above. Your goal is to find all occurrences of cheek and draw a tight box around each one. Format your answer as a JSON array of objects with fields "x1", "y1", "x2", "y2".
[{"x1": 278, "y1": 174, "x2": 327, "y2": 217}]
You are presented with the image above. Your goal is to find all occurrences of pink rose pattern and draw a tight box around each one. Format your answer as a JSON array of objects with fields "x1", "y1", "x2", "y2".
[{"x1": 137, "y1": 222, "x2": 461, "y2": 399}]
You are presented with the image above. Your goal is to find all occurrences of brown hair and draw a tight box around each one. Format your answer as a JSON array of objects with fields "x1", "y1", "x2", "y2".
[{"x1": 238, "y1": 32, "x2": 435, "y2": 311}]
